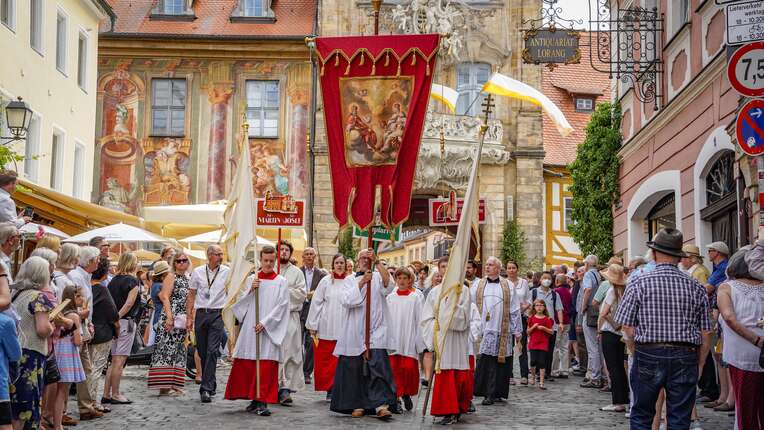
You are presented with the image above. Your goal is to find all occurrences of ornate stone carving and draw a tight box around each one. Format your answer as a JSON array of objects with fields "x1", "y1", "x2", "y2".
[{"x1": 415, "y1": 111, "x2": 510, "y2": 191}]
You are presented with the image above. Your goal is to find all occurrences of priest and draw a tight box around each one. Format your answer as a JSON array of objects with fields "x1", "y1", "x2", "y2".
[
  {"x1": 386, "y1": 267, "x2": 425, "y2": 412},
  {"x1": 422, "y1": 265, "x2": 472, "y2": 425},
  {"x1": 224, "y1": 245, "x2": 290, "y2": 416},
  {"x1": 471, "y1": 256, "x2": 522, "y2": 405},
  {"x1": 276, "y1": 240, "x2": 307, "y2": 405},
  {"x1": 331, "y1": 248, "x2": 397, "y2": 420}
]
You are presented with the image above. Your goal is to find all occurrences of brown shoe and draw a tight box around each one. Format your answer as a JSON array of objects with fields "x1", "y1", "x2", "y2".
[
  {"x1": 375, "y1": 408, "x2": 392, "y2": 420},
  {"x1": 62, "y1": 415, "x2": 79, "y2": 426},
  {"x1": 351, "y1": 409, "x2": 364, "y2": 418},
  {"x1": 78, "y1": 410, "x2": 103, "y2": 421}
]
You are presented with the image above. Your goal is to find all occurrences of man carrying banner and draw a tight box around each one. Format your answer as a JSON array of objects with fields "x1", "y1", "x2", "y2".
[
  {"x1": 422, "y1": 261, "x2": 472, "y2": 425},
  {"x1": 472, "y1": 256, "x2": 522, "y2": 405},
  {"x1": 276, "y1": 240, "x2": 307, "y2": 405},
  {"x1": 331, "y1": 248, "x2": 396, "y2": 420},
  {"x1": 224, "y1": 245, "x2": 289, "y2": 416}
]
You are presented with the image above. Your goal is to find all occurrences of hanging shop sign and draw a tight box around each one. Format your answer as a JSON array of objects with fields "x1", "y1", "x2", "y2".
[
  {"x1": 522, "y1": 28, "x2": 581, "y2": 71},
  {"x1": 255, "y1": 193, "x2": 305, "y2": 228}
]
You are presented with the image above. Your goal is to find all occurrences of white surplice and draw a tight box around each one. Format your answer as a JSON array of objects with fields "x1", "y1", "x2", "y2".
[
  {"x1": 278, "y1": 263, "x2": 307, "y2": 391},
  {"x1": 305, "y1": 275, "x2": 352, "y2": 340},
  {"x1": 386, "y1": 290, "x2": 425, "y2": 359},
  {"x1": 468, "y1": 302, "x2": 483, "y2": 357},
  {"x1": 470, "y1": 279, "x2": 522, "y2": 355},
  {"x1": 421, "y1": 284, "x2": 471, "y2": 370},
  {"x1": 334, "y1": 272, "x2": 395, "y2": 357},
  {"x1": 231, "y1": 274, "x2": 290, "y2": 362}
]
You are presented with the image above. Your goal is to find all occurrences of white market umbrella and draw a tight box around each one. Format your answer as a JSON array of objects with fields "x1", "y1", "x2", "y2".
[
  {"x1": 63, "y1": 223, "x2": 168, "y2": 244},
  {"x1": 180, "y1": 229, "x2": 274, "y2": 247},
  {"x1": 19, "y1": 222, "x2": 70, "y2": 239},
  {"x1": 143, "y1": 203, "x2": 227, "y2": 226}
]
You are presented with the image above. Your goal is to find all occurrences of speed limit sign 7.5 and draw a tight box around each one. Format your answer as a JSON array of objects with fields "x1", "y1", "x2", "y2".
[{"x1": 728, "y1": 42, "x2": 764, "y2": 97}]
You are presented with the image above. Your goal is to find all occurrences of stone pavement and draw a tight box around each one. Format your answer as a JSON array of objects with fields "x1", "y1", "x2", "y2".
[{"x1": 76, "y1": 364, "x2": 735, "y2": 430}]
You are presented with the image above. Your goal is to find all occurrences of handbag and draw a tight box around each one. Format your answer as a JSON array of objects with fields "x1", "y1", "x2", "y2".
[{"x1": 173, "y1": 313, "x2": 187, "y2": 331}]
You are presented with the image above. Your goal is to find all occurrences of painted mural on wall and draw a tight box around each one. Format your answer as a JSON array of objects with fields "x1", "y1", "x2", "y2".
[
  {"x1": 142, "y1": 138, "x2": 192, "y2": 205},
  {"x1": 96, "y1": 64, "x2": 144, "y2": 214}
]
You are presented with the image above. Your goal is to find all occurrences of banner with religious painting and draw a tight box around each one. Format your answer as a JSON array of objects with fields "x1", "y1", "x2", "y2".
[{"x1": 316, "y1": 34, "x2": 439, "y2": 230}]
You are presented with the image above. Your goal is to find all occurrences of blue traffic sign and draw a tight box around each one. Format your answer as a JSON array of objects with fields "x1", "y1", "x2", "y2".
[{"x1": 736, "y1": 99, "x2": 764, "y2": 156}]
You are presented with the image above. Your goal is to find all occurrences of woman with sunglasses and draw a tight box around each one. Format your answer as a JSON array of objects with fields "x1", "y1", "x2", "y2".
[{"x1": 147, "y1": 250, "x2": 191, "y2": 396}]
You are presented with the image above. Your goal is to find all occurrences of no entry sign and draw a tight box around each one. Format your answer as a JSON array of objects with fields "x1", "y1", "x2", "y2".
[
  {"x1": 728, "y1": 42, "x2": 764, "y2": 96},
  {"x1": 735, "y1": 99, "x2": 764, "y2": 156}
]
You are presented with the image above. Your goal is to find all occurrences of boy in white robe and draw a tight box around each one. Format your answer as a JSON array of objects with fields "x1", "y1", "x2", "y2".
[
  {"x1": 386, "y1": 267, "x2": 425, "y2": 412},
  {"x1": 224, "y1": 246, "x2": 289, "y2": 416},
  {"x1": 276, "y1": 240, "x2": 307, "y2": 405}
]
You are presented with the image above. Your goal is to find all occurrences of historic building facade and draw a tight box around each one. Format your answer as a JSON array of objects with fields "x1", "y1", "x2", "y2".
[
  {"x1": 311, "y1": 0, "x2": 546, "y2": 265},
  {"x1": 541, "y1": 35, "x2": 610, "y2": 267},
  {"x1": 612, "y1": 1, "x2": 758, "y2": 261},
  {"x1": 93, "y1": 0, "x2": 315, "y2": 215}
]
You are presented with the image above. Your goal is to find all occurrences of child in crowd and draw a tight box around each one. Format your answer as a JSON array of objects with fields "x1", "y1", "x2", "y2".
[
  {"x1": 527, "y1": 299, "x2": 554, "y2": 390},
  {"x1": 0, "y1": 311, "x2": 21, "y2": 430},
  {"x1": 54, "y1": 285, "x2": 86, "y2": 430}
]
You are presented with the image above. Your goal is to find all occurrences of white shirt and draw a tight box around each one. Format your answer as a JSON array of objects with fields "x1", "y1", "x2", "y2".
[
  {"x1": 0, "y1": 252, "x2": 13, "y2": 285},
  {"x1": 305, "y1": 275, "x2": 352, "y2": 340},
  {"x1": 281, "y1": 263, "x2": 307, "y2": 312},
  {"x1": 507, "y1": 277, "x2": 530, "y2": 312},
  {"x1": 51, "y1": 270, "x2": 75, "y2": 302},
  {"x1": 0, "y1": 189, "x2": 23, "y2": 228},
  {"x1": 468, "y1": 302, "x2": 483, "y2": 356},
  {"x1": 231, "y1": 274, "x2": 290, "y2": 362},
  {"x1": 600, "y1": 288, "x2": 621, "y2": 335},
  {"x1": 471, "y1": 278, "x2": 521, "y2": 335},
  {"x1": 386, "y1": 289, "x2": 425, "y2": 359},
  {"x1": 189, "y1": 264, "x2": 230, "y2": 310},
  {"x1": 421, "y1": 284, "x2": 471, "y2": 370},
  {"x1": 334, "y1": 271, "x2": 395, "y2": 357},
  {"x1": 304, "y1": 267, "x2": 315, "y2": 293}
]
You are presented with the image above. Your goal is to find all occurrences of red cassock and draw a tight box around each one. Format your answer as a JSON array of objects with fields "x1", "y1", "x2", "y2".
[
  {"x1": 430, "y1": 369, "x2": 472, "y2": 416},
  {"x1": 224, "y1": 359, "x2": 279, "y2": 404},
  {"x1": 388, "y1": 354, "x2": 420, "y2": 397},
  {"x1": 312, "y1": 339, "x2": 338, "y2": 392}
]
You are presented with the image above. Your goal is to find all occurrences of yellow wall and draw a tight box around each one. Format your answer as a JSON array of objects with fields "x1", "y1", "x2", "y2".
[
  {"x1": 0, "y1": 0, "x2": 104, "y2": 198},
  {"x1": 379, "y1": 246, "x2": 406, "y2": 268},
  {"x1": 544, "y1": 170, "x2": 582, "y2": 268}
]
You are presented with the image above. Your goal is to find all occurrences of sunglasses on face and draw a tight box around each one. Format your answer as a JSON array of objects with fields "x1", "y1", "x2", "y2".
[
  {"x1": 211, "y1": 253, "x2": 224, "y2": 256},
  {"x1": 175, "y1": 259, "x2": 189, "y2": 263}
]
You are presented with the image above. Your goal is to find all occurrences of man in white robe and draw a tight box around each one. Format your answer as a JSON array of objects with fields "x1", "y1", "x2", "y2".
[
  {"x1": 422, "y1": 273, "x2": 472, "y2": 425},
  {"x1": 386, "y1": 267, "x2": 425, "y2": 412},
  {"x1": 471, "y1": 256, "x2": 522, "y2": 405},
  {"x1": 276, "y1": 240, "x2": 306, "y2": 405},
  {"x1": 331, "y1": 249, "x2": 396, "y2": 419},
  {"x1": 224, "y1": 246, "x2": 290, "y2": 416}
]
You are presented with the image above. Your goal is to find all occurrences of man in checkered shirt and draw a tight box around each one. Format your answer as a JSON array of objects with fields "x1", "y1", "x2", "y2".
[{"x1": 614, "y1": 228, "x2": 713, "y2": 430}]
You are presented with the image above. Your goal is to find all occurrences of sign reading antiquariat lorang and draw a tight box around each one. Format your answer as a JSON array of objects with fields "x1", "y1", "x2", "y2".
[{"x1": 523, "y1": 29, "x2": 581, "y2": 70}]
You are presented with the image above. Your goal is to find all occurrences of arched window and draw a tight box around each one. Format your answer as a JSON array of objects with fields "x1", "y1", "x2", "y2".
[
  {"x1": 700, "y1": 151, "x2": 738, "y2": 254},
  {"x1": 646, "y1": 193, "x2": 676, "y2": 240},
  {"x1": 705, "y1": 151, "x2": 735, "y2": 205}
]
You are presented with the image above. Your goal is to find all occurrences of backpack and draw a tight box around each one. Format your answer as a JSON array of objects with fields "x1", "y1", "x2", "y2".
[
  {"x1": 584, "y1": 270, "x2": 602, "y2": 328},
  {"x1": 531, "y1": 288, "x2": 558, "y2": 322}
]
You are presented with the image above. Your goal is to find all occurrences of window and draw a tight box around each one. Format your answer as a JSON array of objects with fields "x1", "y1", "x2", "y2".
[
  {"x1": 56, "y1": 11, "x2": 67, "y2": 74},
  {"x1": 72, "y1": 143, "x2": 84, "y2": 198},
  {"x1": 456, "y1": 63, "x2": 491, "y2": 116},
  {"x1": 244, "y1": 0, "x2": 266, "y2": 16},
  {"x1": 163, "y1": 0, "x2": 185, "y2": 14},
  {"x1": 77, "y1": 32, "x2": 87, "y2": 90},
  {"x1": 672, "y1": 0, "x2": 689, "y2": 34},
  {"x1": 246, "y1": 80, "x2": 279, "y2": 137},
  {"x1": 1, "y1": 0, "x2": 15, "y2": 30},
  {"x1": 575, "y1": 98, "x2": 594, "y2": 112},
  {"x1": 151, "y1": 78, "x2": 186, "y2": 136},
  {"x1": 50, "y1": 131, "x2": 64, "y2": 191},
  {"x1": 23, "y1": 116, "x2": 40, "y2": 181},
  {"x1": 30, "y1": 0, "x2": 42, "y2": 53},
  {"x1": 563, "y1": 197, "x2": 574, "y2": 231},
  {"x1": 646, "y1": 193, "x2": 675, "y2": 241},
  {"x1": 705, "y1": 152, "x2": 735, "y2": 205}
]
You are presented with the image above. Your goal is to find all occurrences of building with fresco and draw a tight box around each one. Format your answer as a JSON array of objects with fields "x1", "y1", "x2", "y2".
[
  {"x1": 93, "y1": 0, "x2": 315, "y2": 218},
  {"x1": 541, "y1": 34, "x2": 611, "y2": 268},
  {"x1": 312, "y1": 0, "x2": 547, "y2": 266}
]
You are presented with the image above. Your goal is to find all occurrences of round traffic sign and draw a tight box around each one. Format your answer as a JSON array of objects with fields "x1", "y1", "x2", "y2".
[
  {"x1": 728, "y1": 42, "x2": 764, "y2": 97},
  {"x1": 735, "y1": 99, "x2": 764, "y2": 156}
]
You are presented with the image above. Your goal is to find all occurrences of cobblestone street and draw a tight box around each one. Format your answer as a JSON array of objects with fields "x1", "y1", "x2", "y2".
[{"x1": 75, "y1": 363, "x2": 735, "y2": 430}]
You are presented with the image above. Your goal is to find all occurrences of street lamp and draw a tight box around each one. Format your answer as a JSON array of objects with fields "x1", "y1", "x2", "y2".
[{"x1": 1, "y1": 97, "x2": 33, "y2": 145}]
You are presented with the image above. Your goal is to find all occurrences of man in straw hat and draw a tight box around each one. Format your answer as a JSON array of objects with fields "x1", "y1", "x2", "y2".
[
  {"x1": 614, "y1": 228, "x2": 713, "y2": 430},
  {"x1": 680, "y1": 245, "x2": 710, "y2": 284}
]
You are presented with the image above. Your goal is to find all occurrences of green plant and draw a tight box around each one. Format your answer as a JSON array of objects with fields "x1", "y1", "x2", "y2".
[
  {"x1": 337, "y1": 226, "x2": 359, "y2": 260},
  {"x1": 0, "y1": 146, "x2": 24, "y2": 169},
  {"x1": 500, "y1": 219, "x2": 526, "y2": 270},
  {"x1": 568, "y1": 102, "x2": 622, "y2": 263}
]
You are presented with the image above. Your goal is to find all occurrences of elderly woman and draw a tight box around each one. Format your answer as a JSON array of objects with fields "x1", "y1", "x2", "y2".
[
  {"x1": 9, "y1": 256, "x2": 56, "y2": 430},
  {"x1": 148, "y1": 251, "x2": 191, "y2": 395},
  {"x1": 35, "y1": 234, "x2": 61, "y2": 254},
  {"x1": 717, "y1": 247, "x2": 764, "y2": 430}
]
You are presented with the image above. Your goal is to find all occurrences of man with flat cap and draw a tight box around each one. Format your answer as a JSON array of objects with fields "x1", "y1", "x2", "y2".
[{"x1": 614, "y1": 228, "x2": 713, "y2": 430}]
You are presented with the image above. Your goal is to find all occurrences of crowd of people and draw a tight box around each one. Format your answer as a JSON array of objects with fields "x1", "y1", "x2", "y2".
[{"x1": 0, "y1": 215, "x2": 761, "y2": 428}]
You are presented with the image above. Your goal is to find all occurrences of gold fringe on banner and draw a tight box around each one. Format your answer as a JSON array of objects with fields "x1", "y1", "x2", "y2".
[
  {"x1": 371, "y1": 62, "x2": 376, "y2": 75},
  {"x1": 360, "y1": 53, "x2": 365, "y2": 65},
  {"x1": 345, "y1": 62, "x2": 351, "y2": 75},
  {"x1": 385, "y1": 51, "x2": 390, "y2": 66},
  {"x1": 335, "y1": 55, "x2": 339, "y2": 66},
  {"x1": 321, "y1": 65, "x2": 325, "y2": 76},
  {"x1": 426, "y1": 61, "x2": 430, "y2": 76},
  {"x1": 411, "y1": 55, "x2": 416, "y2": 66}
]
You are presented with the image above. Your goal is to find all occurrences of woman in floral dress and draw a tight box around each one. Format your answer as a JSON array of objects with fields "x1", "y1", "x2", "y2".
[{"x1": 147, "y1": 251, "x2": 190, "y2": 395}]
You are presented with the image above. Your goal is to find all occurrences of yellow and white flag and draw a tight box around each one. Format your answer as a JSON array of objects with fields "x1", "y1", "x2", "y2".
[
  {"x1": 221, "y1": 142, "x2": 257, "y2": 345},
  {"x1": 430, "y1": 84, "x2": 459, "y2": 113},
  {"x1": 482, "y1": 72, "x2": 573, "y2": 137}
]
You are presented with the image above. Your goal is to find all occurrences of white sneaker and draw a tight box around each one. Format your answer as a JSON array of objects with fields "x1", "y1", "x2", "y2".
[
  {"x1": 690, "y1": 420, "x2": 703, "y2": 430},
  {"x1": 659, "y1": 423, "x2": 666, "y2": 430},
  {"x1": 624, "y1": 412, "x2": 630, "y2": 418}
]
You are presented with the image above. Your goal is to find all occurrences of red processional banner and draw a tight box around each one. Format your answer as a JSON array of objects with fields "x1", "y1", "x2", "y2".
[{"x1": 316, "y1": 34, "x2": 440, "y2": 230}]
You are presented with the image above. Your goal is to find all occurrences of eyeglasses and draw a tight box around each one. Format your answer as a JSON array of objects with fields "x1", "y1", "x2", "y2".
[
  {"x1": 211, "y1": 253, "x2": 224, "y2": 257},
  {"x1": 175, "y1": 259, "x2": 189, "y2": 263}
]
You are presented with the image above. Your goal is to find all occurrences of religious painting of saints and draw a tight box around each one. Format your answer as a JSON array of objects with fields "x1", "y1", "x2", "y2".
[
  {"x1": 339, "y1": 77, "x2": 412, "y2": 167},
  {"x1": 142, "y1": 138, "x2": 192, "y2": 206}
]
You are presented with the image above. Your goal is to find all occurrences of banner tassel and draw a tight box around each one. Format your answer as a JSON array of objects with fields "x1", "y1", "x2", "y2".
[
  {"x1": 426, "y1": 62, "x2": 431, "y2": 76},
  {"x1": 360, "y1": 53, "x2": 365, "y2": 65},
  {"x1": 335, "y1": 54, "x2": 339, "y2": 67},
  {"x1": 396, "y1": 62, "x2": 401, "y2": 76},
  {"x1": 371, "y1": 61, "x2": 376, "y2": 75},
  {"x1": 385, "y1": 51, "x2": 390, "y2": 66},
  {"x1": 411, "y1": 55, "x2": 416, "y2": 66},
  {"x1": 320, "y1": 65, "x2": 325, "y2": 76},
  {"x1": 345, "y1": 62, "x2": 351, "y2": 75}
]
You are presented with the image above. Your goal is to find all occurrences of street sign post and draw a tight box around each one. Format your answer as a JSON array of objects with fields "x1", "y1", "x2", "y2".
[
  {"x1": 728, "y1": 41, "x2": 764, "y2": 96},
  {"x1": 352, "y1": 225, "x2": 401, "y2": 243},
  {"x1": 735, "y1": 99, "x2": 764, "y2": 156},
  {"x1": 728, "y1": 2, "x2": 764, "y2": 45},
  {"x1": 758, "y1": 157, "x2": 764, "y2": 226}
]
